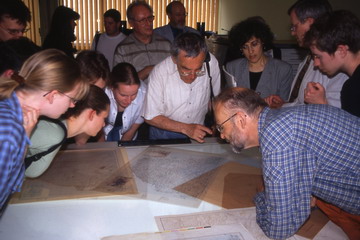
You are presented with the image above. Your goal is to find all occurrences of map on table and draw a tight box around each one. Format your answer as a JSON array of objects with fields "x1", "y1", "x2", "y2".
[
  {"x1": 10, "y1": 148, "x2": 137, "y2": 203},
  {"x1": 130, "y1": 146, "x2": 227, "y2": 206}
]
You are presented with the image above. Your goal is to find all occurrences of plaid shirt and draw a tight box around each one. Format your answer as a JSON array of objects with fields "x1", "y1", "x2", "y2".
[
  {"x1": 255, "y1": 105, "x2": 360, "y2": 239},
  {"x1": 0, "y1": 92, "x2": 29, "y2": 208}
]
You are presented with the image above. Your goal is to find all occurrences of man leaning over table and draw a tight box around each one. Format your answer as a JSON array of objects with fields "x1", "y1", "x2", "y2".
[
  {"x1": 214, "y1": 87, "x2": 360, "y2": 240},
  {"x1": 143, "y1": 32, "x2": 220, "y2": 143}
]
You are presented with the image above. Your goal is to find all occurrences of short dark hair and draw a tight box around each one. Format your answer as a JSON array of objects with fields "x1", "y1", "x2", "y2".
[
  {"x1": 171, "y1": 32, "x2": 207, "y2": 58},
  {"x1": 110, "y1": 62, "x2": 140, "y2": 88},
  {"x1": 63, "y1": 85, "x2": 110, "y2": 118},
  {"x1": 304, "y1": 10, "x2": 360, "y2": 55},
  {"x1": 76, "y1": 50, "x2": 110, "y2": 85},
  {"x1": 104, "y1": 9, "x2": 121, "y2": 22},
  {"x1": 166, "y1": 1, "x2": 183, "y2": 15},
  {"x1": 287, "y1": 0, "x2": 332, "y2": 23},
  {"x1": 127, "y1": 1, "x2": 153, "y2": 20},
  {"x1": 0, "y1": 0, "x2": 31, "y2": 25},
  {"x1": 214, "y1": 87, "x2": 267, "y2": 118},
  {"x1": 229, "y1": 17, "x2": 274, "y2": 51}
]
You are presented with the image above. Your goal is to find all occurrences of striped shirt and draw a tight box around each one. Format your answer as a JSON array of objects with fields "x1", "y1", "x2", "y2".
[
  {"x1": 255, "y1": 105, "x2": 360, "y2": 239},
  {"x1": 113, "y1": 33, "x2": 171, "y2": 72},
  {"x1": 0, "y1": 92, "x2": 29, "y2": 208}
]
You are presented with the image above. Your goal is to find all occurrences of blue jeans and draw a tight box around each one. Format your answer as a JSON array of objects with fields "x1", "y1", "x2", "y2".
[{"x1": 149, "y1": 126, "x2": 188, "y2": 140}]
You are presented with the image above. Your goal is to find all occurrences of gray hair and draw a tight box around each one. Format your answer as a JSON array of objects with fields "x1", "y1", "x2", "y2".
[
  {"x1": 171, "y1": 32, "x2": 207, "y2": 58},
  {"x1": 214, "y1": 87, "x2": 267, "y2": 118},
  {"x1": 287, "y1": 0, "x2": 332, "y2": 23}
]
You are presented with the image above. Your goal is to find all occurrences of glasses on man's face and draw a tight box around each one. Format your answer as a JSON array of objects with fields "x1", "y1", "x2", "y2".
[
  {"x1": 0, "y1": 25, "x2": 29, "y2": 35},
  {"x1": 216, "y1": 113, "x2": 237, "y2": 133},
  {"x1": 43, "y1": 91, "x2": 79, "y2": 104},
  {"x1": 241, "y1": 40, "x2": 261, "y2": 52},
  {"x1": 290, "y1": 19, "x2": 306, "y2": 32},
  {"x1": 178, "y1": 64, "x2": 206, "y2": 77},
  {"x1": 132, "y1": 15, "x2": 155, "y2": 25}
]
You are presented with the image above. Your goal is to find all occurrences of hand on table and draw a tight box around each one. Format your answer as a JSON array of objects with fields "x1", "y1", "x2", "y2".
[{"x1": 184, "y1": 124, "x2": 213, "y2": 143}]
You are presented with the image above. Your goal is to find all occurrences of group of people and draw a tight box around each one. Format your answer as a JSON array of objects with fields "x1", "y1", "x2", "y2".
[
  {"x1": 0, "y1": 0, "x2": 359, "y2": 239},
  {"x1": 217, "y1": 1, "x2": 360, "y2": 239}
]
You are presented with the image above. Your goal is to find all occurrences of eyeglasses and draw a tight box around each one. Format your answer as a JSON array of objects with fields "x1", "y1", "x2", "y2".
[
  {"x1": 43, "y1": 91, "x2": 79, "y2": 104},
  {"x1": 0, "y1": 25, "x2": 30, "y2": 35},
  {"x1": 132, "y1": 15, "x2": 155, "y2": 25},
  {"x1": 290, "y1": 19, "x2": 305, "y2": 32},
  {"x1": 241, "y1": 40, "x2": 261, "y2": 51},
  {"x1": 216, "y1": 113, "x2": 237, "y2": 133},
  {"x1": 178, "y1": 64, "x2": 206, "y2": 77}
]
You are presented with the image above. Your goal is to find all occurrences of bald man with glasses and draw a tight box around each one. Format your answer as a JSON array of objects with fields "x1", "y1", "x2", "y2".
[
  {"x1": 113, "y1": 1, "x2": 171, "y2": 81},
  {"x1": 143, "y1": 32, "x2": 220, "y2": 143}
]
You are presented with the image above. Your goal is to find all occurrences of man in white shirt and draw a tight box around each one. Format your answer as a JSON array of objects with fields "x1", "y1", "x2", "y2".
[
  {"x1": 91, "y1": 9, "x2": 126, "y2": 69},
  {"x1": 154, "y1": 1, "x2": 199, "y2": 43},
  {"x1": 265, "y1": 0, "x2": 347, "y2": 109},
  {"x1": 143, "y1": 32, "x2": 220, "y2": 143}
]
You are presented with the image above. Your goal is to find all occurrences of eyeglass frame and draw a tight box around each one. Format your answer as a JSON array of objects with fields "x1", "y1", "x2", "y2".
[
  {"x1": 216, "y1": 113, "x2": 237, "y2": 133},
  {"x1": 290, "y1": 18, "x2": 307, "y2": 32},
  {"x1": 131, "y1": 15, "x2": 155, "y2": 25},
  {"x1": 43, "y1": 91, "x2": 79, "y2": 104},
  {"x1": 178, "y1": 64, "x2": 206, "y2": 77},
  {"x1": 0, "y1": 25, "x2": 30, "y2": 35}
]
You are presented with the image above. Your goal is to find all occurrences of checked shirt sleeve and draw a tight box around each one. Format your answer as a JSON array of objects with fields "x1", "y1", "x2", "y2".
[
  {"x1": 0, "y1": 141, "x2": 20, "y2": 207},
  {"x1": 254, "y1": 148, "x2": 316, "y2": 239}
]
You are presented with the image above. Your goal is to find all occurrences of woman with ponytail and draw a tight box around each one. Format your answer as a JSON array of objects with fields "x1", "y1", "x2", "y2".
[{"x1": 0, "y1": 49, "x2": 88, "y2": 211}]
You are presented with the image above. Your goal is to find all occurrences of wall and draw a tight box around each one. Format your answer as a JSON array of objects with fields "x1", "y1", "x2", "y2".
[{"x1": 218, "y1": 0, "x2": 360, "y2": 41}]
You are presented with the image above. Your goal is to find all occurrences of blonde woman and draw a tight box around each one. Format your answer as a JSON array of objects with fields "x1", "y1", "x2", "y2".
[
  {"x1": 26, "y1": 85, "x2": 109, "y2": 178},
  {"x1": 0, "y1": 49, "x2": 88, "y2": 211}
]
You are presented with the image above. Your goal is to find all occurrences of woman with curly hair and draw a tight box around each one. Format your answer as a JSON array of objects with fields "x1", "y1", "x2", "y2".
[{"x1": 224, "y1": 17, "x2": 293, "y2": 101}]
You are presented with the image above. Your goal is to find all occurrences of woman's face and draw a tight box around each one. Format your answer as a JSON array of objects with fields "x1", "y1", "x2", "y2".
[
  {"x1": 85, "y1": 105, "x2": 109, "y2": 136},
  {"x1": 41, "y1": 85, "x2": 80, "y2": 119},
  {"x1": 241, "y1": 36, "x2": 264, "y2": 64},
  {"x1": 112, "y1": 83, "x2": 139, "y2": 111}
]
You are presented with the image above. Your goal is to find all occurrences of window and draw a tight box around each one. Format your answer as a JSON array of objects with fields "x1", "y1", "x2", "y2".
[
  {"x1": 22, "y1": 0, "x2": 41, "y2": 46},
  {"x1": 59, "y1": 0, "x2": 218, "y2": 50}
]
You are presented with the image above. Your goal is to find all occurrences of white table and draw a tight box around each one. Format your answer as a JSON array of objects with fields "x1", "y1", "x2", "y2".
[{"x1": 0, "y1": 139, "x2": 348, "y2": 240}]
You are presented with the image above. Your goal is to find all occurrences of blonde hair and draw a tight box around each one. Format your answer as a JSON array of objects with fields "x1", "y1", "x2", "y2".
[{"x1": 0, "y1": 49, "x2": 88, "y2": 100}]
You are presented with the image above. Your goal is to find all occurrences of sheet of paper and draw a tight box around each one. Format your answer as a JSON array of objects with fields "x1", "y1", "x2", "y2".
[
  {"x1": 130, "y1": 146, "x2": 226, "y2": 206},
  {"x1": 102, "y1": 224, "x2": 256, "y2": 240},
  {"x1": 10, "y1": 148, "x2": 137, "y2": 203},
  {"x1": 156, "y1": 207, "x2": 312, "y2": 240}
]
